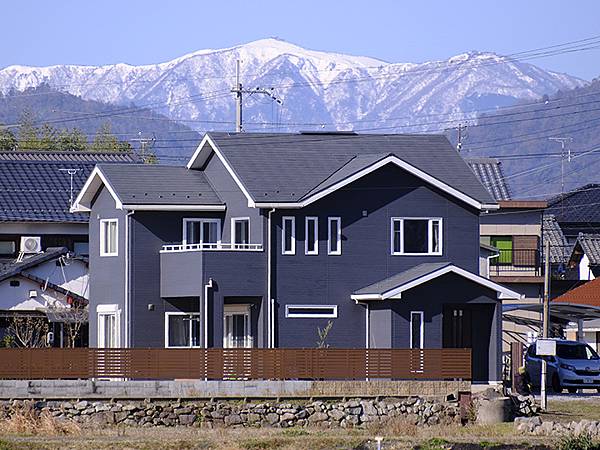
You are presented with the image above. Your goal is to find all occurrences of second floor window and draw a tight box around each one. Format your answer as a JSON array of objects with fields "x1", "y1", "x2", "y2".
[
  {"x1": 327, "y1": 217, "x2": 341, "y2": 255},
  {"x1": 391, "y1": 218, "x2": 442, "y2": 255},
  {"x1": 232, "y1": 218, "x2": 250, "y2": 246},
  {"x1": 305, "y1": 217, "x2": 318, "y2": 255},
  {"x1": 282, "y1": 217, "x2": 295, "y2": 255},
  {"x1": 183, "y1": 219, "x2": 220, "y2": 246},
  {"x1": 100, "y1": 219, "x2": 118, "y2": 256}
]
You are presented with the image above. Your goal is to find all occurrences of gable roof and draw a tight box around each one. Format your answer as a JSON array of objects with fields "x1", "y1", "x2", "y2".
[
  {"x1": 543, "y1": 214, "x2": 570, "y2": 264},
  {"x1": 570, "y1": 233, "x2": 600, "y2": 266},
  {"x1": 554, "y1": 277, "x2": 600, "y2": 307},
  {"x1": 546, "y1": 183, "x2": 600, "y2": 223},
  {"x1": 188, "y1": 133, "x2": 497, "y2": 210},
  {"x1": 465, "y1": 157, "x2": 511, "y2": 201},
  {"x1": 351, "y1": 262, "x2": 522, "y2": 301},
  {"x1": 0, "y1": 151, "x2": 138, "y2": 222},
  {"x1": 72, "y1": 164, "x2": 224, "y2": 212}
]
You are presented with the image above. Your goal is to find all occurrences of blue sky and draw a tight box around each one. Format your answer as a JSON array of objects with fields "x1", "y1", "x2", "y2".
[{"x1": 2, "y1": 0, "x2": 600, "y2": 80}]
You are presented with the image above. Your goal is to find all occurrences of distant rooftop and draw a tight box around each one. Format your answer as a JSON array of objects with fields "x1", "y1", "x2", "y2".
[
  {"x1": 465, "y1": 157, "x2": 511, "y2": 201},
  {"x1": 543, "y1": 214, "x2": 570, "y2": 264},
  {"x1": 546, "y1": 184, "x2": 600, "y2": 224},
  {"x1": 0, "y1": 151, "x2": 138, "y2": 223}
]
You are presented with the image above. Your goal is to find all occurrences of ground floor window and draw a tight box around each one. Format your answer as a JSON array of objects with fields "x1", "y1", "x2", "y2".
[
  {"x1": 410, "y1": 311, "x2": 424, "y2": 349},
  {"x1": 165, "y1": 313, "x2": 201, "y2": 348},
  {"x1": 285, "y1": 305, "x2": 338, "y2": 318},
  {"x1": 223, "y1": 304, "x2": 252, "y2": 348},
  {"x1": 97, "y1": 304, "x2": 120, "y2": 348}
]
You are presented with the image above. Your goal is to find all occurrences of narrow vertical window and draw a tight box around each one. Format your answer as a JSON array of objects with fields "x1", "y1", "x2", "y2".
[
  {"x1": 232, "y1": 218, "x2": 250, "y2": 247},
  {"x1": 410, "y1": 311, "x2": 424, "y2": 349},
  {"x1": 282, "y1": 217, "x2": 295, "y2": 255},
  {"x1": 327, "y1": 217, "x2": 341, "y2": 255},
  {"x1": 100, "y1": 219, "x2": 118, "y2": 256},
  {"x1": 305, "y1": 217, "x2": 318, "y2": 255}
]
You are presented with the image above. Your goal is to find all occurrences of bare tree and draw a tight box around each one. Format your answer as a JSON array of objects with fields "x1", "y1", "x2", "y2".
[
  {"x1": 47, "y1": 301, "x2": 88, "y2": 347},
  {"x1": 7, "y1": 315, "x2": 49, "y2": 348}
]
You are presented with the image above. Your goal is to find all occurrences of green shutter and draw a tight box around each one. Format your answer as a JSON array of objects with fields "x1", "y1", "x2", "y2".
[{"x1": 491, "y1": 236, "x2": 513, "y2": 264}]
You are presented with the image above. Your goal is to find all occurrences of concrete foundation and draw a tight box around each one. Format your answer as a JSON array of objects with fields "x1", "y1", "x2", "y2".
[{"x1": 0, "y1": 380, "x2": 470, "y2": 399}]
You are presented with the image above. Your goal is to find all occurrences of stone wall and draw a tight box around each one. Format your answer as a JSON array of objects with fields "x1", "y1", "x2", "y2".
[
  {"x1": 516, "y1": 416, "x2": 600, "y2": 436},
  {"x1": 0, "y1": 397, "x2": 462, "y2": 428}
]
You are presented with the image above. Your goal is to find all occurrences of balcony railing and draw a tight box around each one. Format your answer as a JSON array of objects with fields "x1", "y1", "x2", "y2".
[
  {"x1": 489, "y1": 248, "x2": 541, "y2": 276},
  {"x1": 161, "y1": 243, "x2": 263, "y2": 253}
]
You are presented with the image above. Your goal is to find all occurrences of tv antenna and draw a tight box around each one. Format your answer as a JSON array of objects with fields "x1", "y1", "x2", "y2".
[
  {"x1": 58, "y1": 168, "x2": 82, "y2": 208},
  {"x1": 231, "y1": 60, "x2": 283, "y2": 132}
]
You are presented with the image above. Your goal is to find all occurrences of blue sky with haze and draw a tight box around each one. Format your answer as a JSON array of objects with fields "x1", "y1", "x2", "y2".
[{"x1": 2, "y1": 0, "x2": 599, "y2": 80}]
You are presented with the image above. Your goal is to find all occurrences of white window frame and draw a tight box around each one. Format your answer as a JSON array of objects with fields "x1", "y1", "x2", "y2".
[
  {"x1": 410, "y1": 311, "x2": 424, "y2": 349},
  {"x1": 305, "y1": 216, "x2": 319, "y2": 255},
  {"x1": 231, "y1": 217, "x2": 250, "y2": 246},
  {"x1": 223, "y1": 304, "x2": 253, "y2": 348},
  {"x1": 97, "y1": 304, "x2": 120, "y2": 348},
  {"x1": 390, "y1": 217, "x2": 443, "y2": 256},
  {"x1": 282, "y1": 216, "x2": 296, "y2": 255},
  {"x1": 285, "y1": 305, "x2": 338, "y2": 318},
  {"x1": 164, "y1": 312, "x2": 202, "y2": 348},
  {"x1": 99, "y1": 219, "x2": 118, "y2": 257},
  {"x1": 327, "y1": 217, "x2": 342, "y2": 255},
  {"x1": 182, "y1": 218, "x2": 221, "y2": 246}
]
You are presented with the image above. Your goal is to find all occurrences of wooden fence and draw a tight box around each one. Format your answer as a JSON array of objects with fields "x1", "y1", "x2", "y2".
[{"x1": 0, "y1": 348, "x2": 471, "y2": 380}]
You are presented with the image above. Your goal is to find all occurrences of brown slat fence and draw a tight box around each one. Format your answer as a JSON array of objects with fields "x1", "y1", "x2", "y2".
[{"x1": 0, "y1": 348, "x2": 471, "y2": 380}]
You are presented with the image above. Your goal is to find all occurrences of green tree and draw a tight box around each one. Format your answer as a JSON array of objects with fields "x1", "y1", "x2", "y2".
[
  {"x1": 91, "y1": 122, "x2": 131, "y2": 153},
  {"x1": 38, "y1": 123, "x2": 59, "y2": 151},
  {"x1": 0, "y1": 126, "x2": 17, "y2": 150},
  {"x1": 17, "y1": 110, "x2": 40, "y2": 150},
  {"x1": 58, "y1": 128, "x2": 89, "y2": 151}
]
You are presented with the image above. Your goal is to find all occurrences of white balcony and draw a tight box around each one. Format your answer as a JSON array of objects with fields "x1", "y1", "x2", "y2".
[{"x1": 160, "y1": 243, "x2": 263, "y2": 253}]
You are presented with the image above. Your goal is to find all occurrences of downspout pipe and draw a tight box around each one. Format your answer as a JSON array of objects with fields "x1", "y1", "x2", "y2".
[
  {"x1": 267, "y1": 208, "x2": 275, "y2": 348},
  {"x1": 204, "y1": 278, "x2": 213, "y2": 348},
  {"x1": 124, "y1": 210, "x2": 134, "y2": 348}
]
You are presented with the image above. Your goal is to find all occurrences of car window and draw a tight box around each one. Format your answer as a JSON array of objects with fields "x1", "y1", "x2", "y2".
[{"x1": 557, "y1": 343, "x2": 600, "y2": 360}]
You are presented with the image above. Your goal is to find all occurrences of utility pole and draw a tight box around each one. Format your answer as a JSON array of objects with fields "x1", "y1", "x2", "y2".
[
  {"x1": 131, "y1": 133, "x2": 156, "y2": 163},
  {"x1": 548, "y1": 137, "x2": 573, "y2": 202},
  {"x1": 541, "y1": 239, "x2": 551, "y2": 411},
  {"x1": 230, "y1": 60, "x2": 282, "y2": 133},
  {"x1": 445, "y1": 123, "x2": 468, "y2": 152}
]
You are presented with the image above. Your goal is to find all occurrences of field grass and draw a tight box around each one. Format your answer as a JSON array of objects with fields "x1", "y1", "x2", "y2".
[{"x1": 3, "y1": 398, "x2": 600, "y2": 450}]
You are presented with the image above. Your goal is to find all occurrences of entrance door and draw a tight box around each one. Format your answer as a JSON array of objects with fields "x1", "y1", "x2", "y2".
[
  {"x1": 443, "y1": 304, "x2": 494, "y2": 382},
  {"x1": 223, "y1": 304, "x2": 253, "y2": 348}
]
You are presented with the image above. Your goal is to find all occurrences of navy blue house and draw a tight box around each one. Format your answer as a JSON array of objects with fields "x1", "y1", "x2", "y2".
[{"x1": 72, "y1": 133, "x2": 522, "y2": 382}]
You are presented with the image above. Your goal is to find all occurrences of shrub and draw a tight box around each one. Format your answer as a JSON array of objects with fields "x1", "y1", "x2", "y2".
[{"x1": 559, "y1": 432, "x2": 600, "y2": 450}]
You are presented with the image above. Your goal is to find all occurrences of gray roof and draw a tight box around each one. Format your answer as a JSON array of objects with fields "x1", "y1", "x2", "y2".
[
  {"x1": 206, "y1": 132, "x2": 496, "y2": 205},
  {"x1": 0, "y1": 247, "x2": 69, "y2": 283},
  {"x1": 543, "y1": 214, "x2": 570, "y2": 263},
  {"x1": 0, "y1": 152, "x2": 138, "y2": 223},
  {"x1": 546, "y1": 184, "x2": 600, "y2": 224},
  {"x1": 465, "y1": 158, "x2": 511, "y2": 201},
  {"x1": 98, "y1": 164, "x2": 223, "y2": 206},
  {"x1": 353, "y1": 262, "x2": 452, "y2": 296},
  {"x1": 574, "y1": 234, "x2": 600, "y2": 265}
]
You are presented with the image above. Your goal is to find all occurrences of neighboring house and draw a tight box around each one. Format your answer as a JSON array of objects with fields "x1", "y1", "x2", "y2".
[
  {"x1": 568, "y1": 234, "x2": 600, "y2": 281},
  {"x1": 73, "y1": 132, "x2": 523, "y2": 383},
  {"x1": 545, "y1": 184, "x2": 600, "y2": 243},
  {"x1": 0, "y1": 151, "x2": 137, "y2": 346},
  {"x1": 0, "y1": 151, "x2": 138, "y2": 265},
  {"x1": 0, "y1": 247, "x2": 89, "y2": 347},
  {"x1": 466, "y1": 158, "x2": 546, "y2": 350}
]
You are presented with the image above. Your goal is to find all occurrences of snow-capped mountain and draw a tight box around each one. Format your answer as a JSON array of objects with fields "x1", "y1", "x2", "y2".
[{"x1": 0, "y1": 38, "x2": 587, "y2": 132}]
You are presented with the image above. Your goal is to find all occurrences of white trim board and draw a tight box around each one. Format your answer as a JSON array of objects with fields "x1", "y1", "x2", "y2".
[
  {"x1": 72, "y1": 166, "x2": 123, "y2": 212},
  {"x1": 351, "y1": 264, "x2": 523, "y2": 301}
]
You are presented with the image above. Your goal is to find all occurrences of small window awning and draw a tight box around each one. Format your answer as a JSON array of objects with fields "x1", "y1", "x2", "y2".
[{"x1": 351, "y1": 262, "x2": 523, "y2": 301}]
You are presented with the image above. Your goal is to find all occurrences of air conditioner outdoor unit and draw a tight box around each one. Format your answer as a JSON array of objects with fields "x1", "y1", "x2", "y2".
[{"x1": 20, "y1": 236, "x2": 42, "y2": 254}]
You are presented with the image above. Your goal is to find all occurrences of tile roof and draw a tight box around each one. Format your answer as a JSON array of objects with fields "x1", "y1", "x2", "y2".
[
  {"x1": 205, "y1": 132, "x2": 496, "y2": 205},
  {"x1": 543, "y1": 214, "x2": 570, "y2": 263},
  {"x1": 0, "y1": 247, "x2": 69, "y2": 282},
  {"x1": 571, "y1": 233, "x2": 600, "y2": 265},
  {"x1": 554, "y1": 277, "x2": 600, "y2": 306},
  {"x1": 546, "y1": 183, "x2": 600, "y2": 223},
  {"x1": 0, "y1": 152, "x2": 137, "y2": 222},
  {"x1": 98, "y1": 164, "x2": 223, "y2": 206},
  {"x1": 465, "y1": 158, "x2": 511, "y2": 201}
]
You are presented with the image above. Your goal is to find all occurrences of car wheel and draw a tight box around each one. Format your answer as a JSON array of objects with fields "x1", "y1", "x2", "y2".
[
  {"x1": 568, "y1": 387, "x2": 578, "y2": 394},
  {"x1": 552, "y1": 374, "x2": 563, "y2": 393}
]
